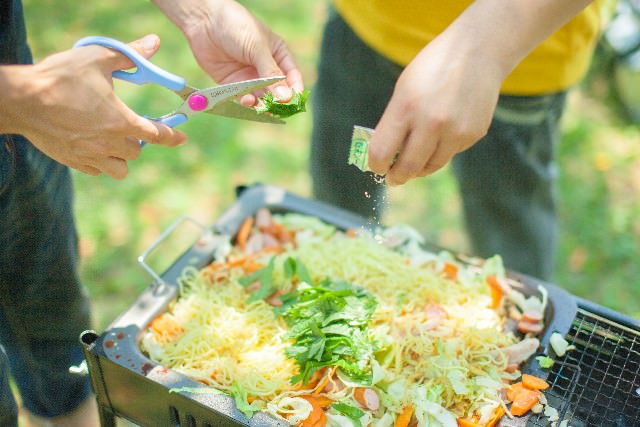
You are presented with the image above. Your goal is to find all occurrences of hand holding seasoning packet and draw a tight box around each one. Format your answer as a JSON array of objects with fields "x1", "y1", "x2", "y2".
[{"x1": 348, "y1": 125, "x2": 398, "y2": 177}]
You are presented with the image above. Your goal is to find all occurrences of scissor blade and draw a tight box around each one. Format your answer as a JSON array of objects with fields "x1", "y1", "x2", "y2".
[
  {"x1": 199, "y1": 76, "x2": 286, "y2": 105},
  {"x1": 206, "y1": 101, "x2": 285, "y2": 124}
]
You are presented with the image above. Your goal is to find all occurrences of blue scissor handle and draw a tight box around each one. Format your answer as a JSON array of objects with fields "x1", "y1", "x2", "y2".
[
  {"x1": 73, "y1": 36, "x2": 186, "y2": 92},
  {"x1": 137, "y1": 114, "x2": 189, "y2": 147},
  {"x1": 154, "y1": 114, "x2": 188, "y2": 128}
]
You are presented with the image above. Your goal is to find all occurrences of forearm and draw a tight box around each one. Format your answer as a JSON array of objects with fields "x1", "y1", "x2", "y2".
[
  {"x1": 0, "y1": 65, "x2": 38, "y2": 135},
  {"x1": 151, "y1": 0, "x2": 224, "y2": 34},
  {"x1": 445, "y1": 0, "x2": 594, "y2": 79}
]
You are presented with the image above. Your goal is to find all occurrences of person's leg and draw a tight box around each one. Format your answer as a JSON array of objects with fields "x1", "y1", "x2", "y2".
[
  {"x1": 451, "y1": 93, "x2": 567, "y2": 280},
  {"x1": 311, "y1": 8, "x2": 401, "y2": 220},
  {"x1": 0, "y1": 344, "x2": 18, "y2": 427},
  {"x1": 0, "y1": 137, "x2": 95, "y2": 424}
]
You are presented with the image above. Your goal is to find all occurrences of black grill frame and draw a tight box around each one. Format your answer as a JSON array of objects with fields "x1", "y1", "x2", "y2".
[{"x1": 80, "y1": 185, "x2": 638, "y2": 427}]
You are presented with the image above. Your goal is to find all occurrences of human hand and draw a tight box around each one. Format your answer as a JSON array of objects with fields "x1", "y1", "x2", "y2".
[
  {"x1": 367, "y1": 32, "x2": 503, "y2": 186},
  {"x1": 154, "y1": 0, "x2": 303, "y2": 106},
  {"x1": 367, "y1": 0, "x2": 595, "y2": 187},
  {"x1": 14, "y1": 34, "x2": 186, "y2": 179}
]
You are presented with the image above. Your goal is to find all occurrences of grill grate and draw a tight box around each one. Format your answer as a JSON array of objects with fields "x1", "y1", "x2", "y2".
[
  {"x1": 525, "y1": 308, "x2": 640, "y2": 426},
  {"x1": 520, "y1": 361, "x2": 582, "y2": 427}
]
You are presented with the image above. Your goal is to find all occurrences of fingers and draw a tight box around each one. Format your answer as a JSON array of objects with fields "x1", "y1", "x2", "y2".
[
  {"x1": 75, "y1": 130, "x2": 178, "y2": 179},
  {"x1": 75, "y1": 164, "x2": 102, "y2": 177},
  {"x1": 251, "y1": 40, "x2": 287, "y2": 82},
  {"x1": 252, "y1": 36, "x2": 303, "y2": 103},
  {"x1": 114, "y1": 96, "x2": 187, "y2": 147},
  {"x1": 238, "y1": 75, "x2": 299, "y2": 107},
  {"x1": 110, "y1": 34, "x2": 161, "y2": 71},
  {"x1": 368, "y1": 101, "x2": 459, "y2": 185},
  {"x1": 147, "y1": 121, "x2": 187, "y2": 147},
  {"x1": 385, "y1": 127, "x2": 437, "y2": 186},
  {"x1": 239, "y1": 93, "x2": 258, "y2": 107},
  {"x1": 75, "y1": 119, "x2": 184, "y2": 180},
  {"x1": 74, "y1": 156, "x2": 128, "y2": 180},
  {"x1": 268, "y1": 42, "x2": 304, "y2": 103},
  {"x1": 417, "y1": 144, "x2": 454, "y2": 177},
  {"x1": 367, "y1": 102, "x2": 409, "y2": 177},
  {"x1": 100, "y1": 156, "x2": 129, "y2": 180},
  {"x1": 127, "y1": 121, "x2": 187, "y2": 147},
  {"x1": 274, "y1": 45, "x2": 304, "y2": 94}
]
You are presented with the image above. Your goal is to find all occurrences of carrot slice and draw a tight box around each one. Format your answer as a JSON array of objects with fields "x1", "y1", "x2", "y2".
[
  {"x1": 236, "y1": 217, "x2": 254, "y2": 249},
  {"x1": 486, "y1": 406, "x2": 506, "y2": 427},
  {"x1": 510, "y1": 388, "x2": 541, "y2": 416},
  {"x1": 314, "y1": 395, "x2": 333, "y2": 408},
  {"x1": 486, "y1": 275, "x2": 503, "y2": 309},
  {"x1": 313, "y1": 366, "x2": 337, "y2": 395},
  {"x1": 507, "y1": 382, "x2": 525, "y2": 402},
  {"x1": 522, "y1": 374, "x2": 550, "y2": 390},
  {"x1": 456, "y1": 405, "x2": 506, "y2": 427},
  {"x1": 456, "y1": 418, "x2": 482, "y2": 427},
  {"x1": 300, "y1": 395, "x2": 326, "y2": 427},
  {"x1": 304, "y1": 369, "x2": 325, "y2": 390},
  {"x1": 150, "y1": 314, "x2": 183, "y2": 339},
  {"x1": 265, "y1": 221, "x2": 293, "y2": 244},
  {"x1": 228, "y1": 256, "x2": 250, "y2": 267},
  {"x1": 443, "y1": 262, "x2": 459, "y2": 279},
  {"x1": 457, "y1": 405, "x2": 505, "y2": 427},
  {"x1": 395, "y1": 406, "x2": 414, "y2": 427},
  {"x1": 489, "y1": 285, "x2": 502, "y2": 309}
]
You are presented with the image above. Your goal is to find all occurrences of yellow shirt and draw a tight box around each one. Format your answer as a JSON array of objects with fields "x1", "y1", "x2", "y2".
[{"x1": 333, "y1": 0, "x2": 602, "y2": 95}]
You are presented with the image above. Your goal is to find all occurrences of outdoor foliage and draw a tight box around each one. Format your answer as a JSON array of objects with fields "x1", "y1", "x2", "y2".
[{"x1": 21, "y1": 0, "x2": 639, "y2": 330}]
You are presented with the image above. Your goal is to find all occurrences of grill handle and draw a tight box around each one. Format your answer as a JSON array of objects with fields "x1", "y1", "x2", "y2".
[{"x1": 138, "y1": 215, "x2": 208, "y2": 291}]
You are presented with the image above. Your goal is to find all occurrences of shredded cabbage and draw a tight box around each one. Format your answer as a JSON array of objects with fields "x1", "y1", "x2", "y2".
[{"x1": 549, "y1": 332, "x2": 575, "y2": 357}]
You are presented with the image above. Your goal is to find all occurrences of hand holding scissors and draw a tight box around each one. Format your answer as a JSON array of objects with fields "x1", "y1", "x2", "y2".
[{"x1": 74, "y1": 36, "x2": 286, "y2": 141}]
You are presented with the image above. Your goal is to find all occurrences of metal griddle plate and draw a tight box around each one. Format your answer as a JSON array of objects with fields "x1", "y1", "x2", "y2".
[{"x1": 81, "y1": 184, "x2": 582, "y2": 427}]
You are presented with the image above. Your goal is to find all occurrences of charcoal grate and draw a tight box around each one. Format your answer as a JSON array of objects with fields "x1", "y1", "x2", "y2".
[
  {"x1": 514, "y1": 361, "x2": 581, "y2": 427},
  {"x1": 534, "y1": 308, "x2": 640, "y2": 426}
]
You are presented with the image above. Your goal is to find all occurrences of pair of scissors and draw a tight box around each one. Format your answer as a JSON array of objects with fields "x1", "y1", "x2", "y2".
[{"x1": 73, "y1": 36, "x2": 286, "y2": 130}]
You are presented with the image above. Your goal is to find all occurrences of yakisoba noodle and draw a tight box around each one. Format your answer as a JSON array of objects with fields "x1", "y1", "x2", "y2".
[
  {"x1": 143, "y1": 265, "x2": 298, "y2": 399},
  {"x1": 141, "y1": 212, "x2": 549, "y2": 427}
]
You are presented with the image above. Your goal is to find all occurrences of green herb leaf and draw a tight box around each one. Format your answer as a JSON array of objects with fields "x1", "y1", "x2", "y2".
[
  {"x1": 284, "y1": 257, "x2": 296, "y2": 279},
  {"x1": 238, "y1": 258, "x2": 277, "y2": 303},
  {"x1": 278, "y1": 275, "x2": 378, "y2": 385},
  {"x1": 283, "y1": 256, "x2": 313, "y2": 284},
  {"x1": 331, "y1": 402, "x2": 364, "y2": 427},
  {"x1": 255, "y1": 89, "x2": 310, "y2": 118}
]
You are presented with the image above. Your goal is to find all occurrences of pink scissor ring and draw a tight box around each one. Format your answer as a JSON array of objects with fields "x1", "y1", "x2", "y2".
[{"x1": 188, "y1": 94, "x2": 208, "y2": 112}]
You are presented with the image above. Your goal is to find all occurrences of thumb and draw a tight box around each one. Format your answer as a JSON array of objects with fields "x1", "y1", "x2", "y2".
[
  {"x1": 109, "y1": 34, "x2": 161, "y2": 71},
  {"x1": 250, "y1": 41, "x2": 293, "y2": 102}
]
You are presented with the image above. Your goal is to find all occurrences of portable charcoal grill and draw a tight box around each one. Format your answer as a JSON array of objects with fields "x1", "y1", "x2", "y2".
[{"x1": 79, "y1": 184, "x2": 640, "y2": 427}]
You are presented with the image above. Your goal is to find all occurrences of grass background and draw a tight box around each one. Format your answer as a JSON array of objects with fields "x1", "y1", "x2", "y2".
[{"x1": 21, "y1": 0, "x2": 640, "y2": 331}]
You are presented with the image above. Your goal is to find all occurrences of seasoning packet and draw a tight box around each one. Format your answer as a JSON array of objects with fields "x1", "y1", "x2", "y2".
[{"x1": 348, "y1": 125, "x2": 375, "y2": 172}]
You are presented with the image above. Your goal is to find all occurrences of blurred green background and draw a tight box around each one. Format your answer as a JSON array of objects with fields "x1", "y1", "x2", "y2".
[{"x1": 22, "y1": 0, "x2": 640, "y2": 329}]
